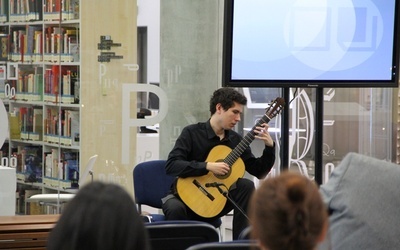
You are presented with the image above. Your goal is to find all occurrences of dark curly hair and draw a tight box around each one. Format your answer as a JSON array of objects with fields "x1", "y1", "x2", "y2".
[{"x1": 209, "y1": 87, "x2": 247, "y2": 115}]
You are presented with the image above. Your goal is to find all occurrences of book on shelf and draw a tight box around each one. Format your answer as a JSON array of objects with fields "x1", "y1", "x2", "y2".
[
  {"x1": 30, "y1": 108, "x2": 43, "y2": 141},
  {"x1": 44, "y1": 107, "x2": 59, "y2": 140},
  {"x1": 44, "y1": 148, "x2": 59, "y2": 179},
  {"x1": 61, "y1": 66, "x2": 79, "y2": 103},
  {"x1": 34, "y1": 68, "x2": 44, "y2": 101},
  {"x1": 44, "y1": 151, "x2": 52, "y2": 178},
  {"x1": 65, "y1": 109, "x2": 79, "y2": 146},
  {"x1": 43, "y1": 26, "x2": 79, "y2": 62},
  {"x1": 69, "y1": 41, "x2": 79, "y2": 62},
  {"x1": 74, "y1": 80, "x2": 80, "y2": 103},
  {"x1": 9, "y1": 28, "x2": 26, "y2": 61},
  {"x1": 26, "y1": 25, "x2": 42, "y2": 62},
  {"x1": 34, "y1": 29, "x2": 43, "y2": 59},
  {"x1": 44, "y1": 65, "x2": 60, "y2": 103},
  {"x1": 23, "y1": 146, "x2": 42, "y2": 182},
  {"x1": 0, "y1": 34, "x2": 8, "y2": 61},
  {"x1": 0, "y1": 79, "x2": 4, "y2": 98},
  {"x1": 19, "y1": 107, "x2": 29, "y2": 139},
  {"x1": 9, "y1": 112, "x2": 21, "y2": 139},
  {"x1": 63, "y1": 151, "x2": 79, "y2": 187},
  {"x1": 0, "y1": 0, "x2": 8, "y2": 23}
]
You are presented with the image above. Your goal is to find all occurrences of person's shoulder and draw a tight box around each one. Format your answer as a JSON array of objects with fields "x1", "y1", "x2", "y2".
[
  {"x1": 184, "y1": 122, "x2": 207, "y2": 131},
  {"x1": 180, "y1": 122, "x2": 208, "y2": 137}
]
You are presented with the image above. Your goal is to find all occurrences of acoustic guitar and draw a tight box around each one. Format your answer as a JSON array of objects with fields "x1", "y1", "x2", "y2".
[{"x1": 176, "y1": 97, "x2": 285, "y2": 218}]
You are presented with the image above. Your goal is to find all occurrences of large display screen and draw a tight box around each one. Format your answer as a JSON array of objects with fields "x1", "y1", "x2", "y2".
[{"x1": 222, "y1": 0, "x2": 400, "y2": 88}]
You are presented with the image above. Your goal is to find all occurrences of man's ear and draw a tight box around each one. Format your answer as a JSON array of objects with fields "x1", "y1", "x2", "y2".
[{"x1": 215, "y1": 103, "x2": 223, "y2": 113}]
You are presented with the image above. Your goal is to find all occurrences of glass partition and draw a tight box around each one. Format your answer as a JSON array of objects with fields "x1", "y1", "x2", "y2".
[{"x1": 0, "y1": 0, "x2": 397, "y2": 217}]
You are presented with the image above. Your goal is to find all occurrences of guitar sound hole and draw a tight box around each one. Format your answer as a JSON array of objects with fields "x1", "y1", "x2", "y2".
[{"x1": 215, "y1": 168, "x2": 231, "y2": 179}]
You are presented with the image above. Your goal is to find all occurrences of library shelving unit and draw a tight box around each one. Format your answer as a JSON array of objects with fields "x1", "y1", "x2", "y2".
[{"x1": 0, "y1": 0, "x2": 138, "y2": 214}]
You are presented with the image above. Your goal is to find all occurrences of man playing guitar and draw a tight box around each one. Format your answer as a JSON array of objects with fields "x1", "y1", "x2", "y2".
[{"x1": 162, "y1": 87, "x2": 277, "y2": 240}]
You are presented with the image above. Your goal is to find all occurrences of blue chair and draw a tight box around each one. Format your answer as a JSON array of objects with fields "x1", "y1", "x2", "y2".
[
  {"x1": 133, "y1": 160, "x2": 223, "y2": 228},
  {"x1": 133, "y1": 160, "x2": 176, "y2": 222}
]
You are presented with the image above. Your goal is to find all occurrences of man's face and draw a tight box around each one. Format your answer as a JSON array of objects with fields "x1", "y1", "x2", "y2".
[{"x1": 219, "y1": 102, "x2": 243, "y2": 130}]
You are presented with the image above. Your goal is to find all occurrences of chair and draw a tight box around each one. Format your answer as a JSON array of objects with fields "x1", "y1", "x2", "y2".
[
  {"x1": 133, "y1": 160, "x2": 222, "y2": 227},
  {"x1": 238, "y1": 226, "x2": 251, "y2": 240},
  {"x1": 186, "y1": 240, "x2": 260, "y2": 250},
  {"x1": 145, "y1": 220, "x2": 220, "y2": 250},
  {"x1": 133, "y1": 160, "x2": 176, "y2": 222}
]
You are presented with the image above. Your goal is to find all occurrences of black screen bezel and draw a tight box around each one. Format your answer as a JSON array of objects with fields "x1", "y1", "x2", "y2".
[{"x1": 222, "y1": 0, "x2": 400, "y2": 88}]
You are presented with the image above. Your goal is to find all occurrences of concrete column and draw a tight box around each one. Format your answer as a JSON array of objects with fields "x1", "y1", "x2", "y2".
[{"x1": 159, "y1": 0, "x2": 224, "y2": 158}]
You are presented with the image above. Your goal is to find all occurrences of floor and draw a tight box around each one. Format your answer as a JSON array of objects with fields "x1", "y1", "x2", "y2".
[{"x1": 221, "y1": 214, "x2": 233, "y2": 241}]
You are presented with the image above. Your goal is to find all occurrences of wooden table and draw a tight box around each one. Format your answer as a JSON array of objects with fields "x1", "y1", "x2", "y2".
[{"x1": 0, "y1": 214, "x2": 59, "y2": 249}]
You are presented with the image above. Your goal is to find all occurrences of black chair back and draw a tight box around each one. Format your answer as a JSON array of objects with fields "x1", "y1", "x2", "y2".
[
  {"x1": 145, "y1": 220, "x2": 219, "y2": 250},
  {"x1": 186, "y1": 240, "x2": 260, "y2": 250}
]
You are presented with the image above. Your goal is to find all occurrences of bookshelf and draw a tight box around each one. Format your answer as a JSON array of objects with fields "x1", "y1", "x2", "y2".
[{"x1": 0, "y1": 0, "x2": 138, "y2": 214}]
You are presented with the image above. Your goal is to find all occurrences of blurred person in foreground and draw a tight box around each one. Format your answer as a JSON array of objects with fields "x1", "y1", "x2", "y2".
[
  {"x1": 249, "y1": 171, "x2": 328, "y2": 250},
  {"x1": 47, "y1": 181, "x2": 150, "y2": 250}
]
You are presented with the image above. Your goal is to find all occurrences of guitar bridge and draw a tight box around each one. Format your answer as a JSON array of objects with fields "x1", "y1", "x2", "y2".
[{"x1": 192, "y1": 179, "x2": 214, "y2": 201}]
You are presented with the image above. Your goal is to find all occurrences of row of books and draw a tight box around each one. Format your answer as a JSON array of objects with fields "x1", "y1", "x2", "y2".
[
  {"x1": 3, "y1": 65, "x2": 79, "y2": 104},
  {"x1": 8, "y1": 105, "x2": 79, "y2": 146},
  {"x1": 44, "y1": 149, "x2": 78, "y2": 182},
  {"x1": 44, "y1": 107, "x2": 79, "y2": 146},
  {"x1": 44, "y1": 65, "x2": 79, "y2": 104},
  {"x1": 6, "y1": 0, "x2": 80, "y2": 23},
  {"x1": 12, "y1": 68, "x2": 43, "y2": 102},
  {"x1": 13, "y1": 145, "x2": 42, "y2": 182},
  {"x1": 8, "y1": 107, "x2": 43, "y2": 141},
  {"x1": 12, "y1": 145, "x2": 79, "y2": 187},
  {"x1": 43, "y1": 0, "x2": 80, "y2": 21},
  {"x1": 7, "y1": 25, "x2": 79, "y2": 63},
  {"x1": 20, "y1": 107, "x2": 42, "y2": 141},
  {"x1": 9, "y1": 0, "x2": 42, "y2": 22}
]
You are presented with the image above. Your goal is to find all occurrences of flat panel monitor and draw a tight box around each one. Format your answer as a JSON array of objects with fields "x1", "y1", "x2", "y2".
[{"x1": 222, "y1": 0, "x2": 400, "y2": 88}]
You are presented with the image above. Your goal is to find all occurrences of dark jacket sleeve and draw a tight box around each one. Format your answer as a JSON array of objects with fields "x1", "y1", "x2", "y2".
[
  {"x1": 242, "y1": 142, "x2": 276, "y2": 179},
  {"x1": 165, "y1": 127, "x2": 208, "y2": 178}
]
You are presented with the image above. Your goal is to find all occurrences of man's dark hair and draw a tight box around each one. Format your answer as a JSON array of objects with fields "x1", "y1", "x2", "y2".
[{"x1": 209, "y1": 87, "x2": 247, "y2": 115}]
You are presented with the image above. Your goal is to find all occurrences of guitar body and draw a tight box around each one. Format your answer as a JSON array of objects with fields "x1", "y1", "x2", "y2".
[{"x1": 176, "y1": 145, "x2": 245, "y2": 218}]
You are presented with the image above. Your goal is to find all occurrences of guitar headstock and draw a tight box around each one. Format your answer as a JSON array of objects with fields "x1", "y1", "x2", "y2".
[{"x1": 265, "y1": 97, "x2": 285, "y2": 119}]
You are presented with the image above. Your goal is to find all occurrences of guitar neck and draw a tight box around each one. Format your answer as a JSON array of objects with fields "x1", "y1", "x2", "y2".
[{"x1": 224, "y1": 114, "x2": 271, "y2": 166}]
